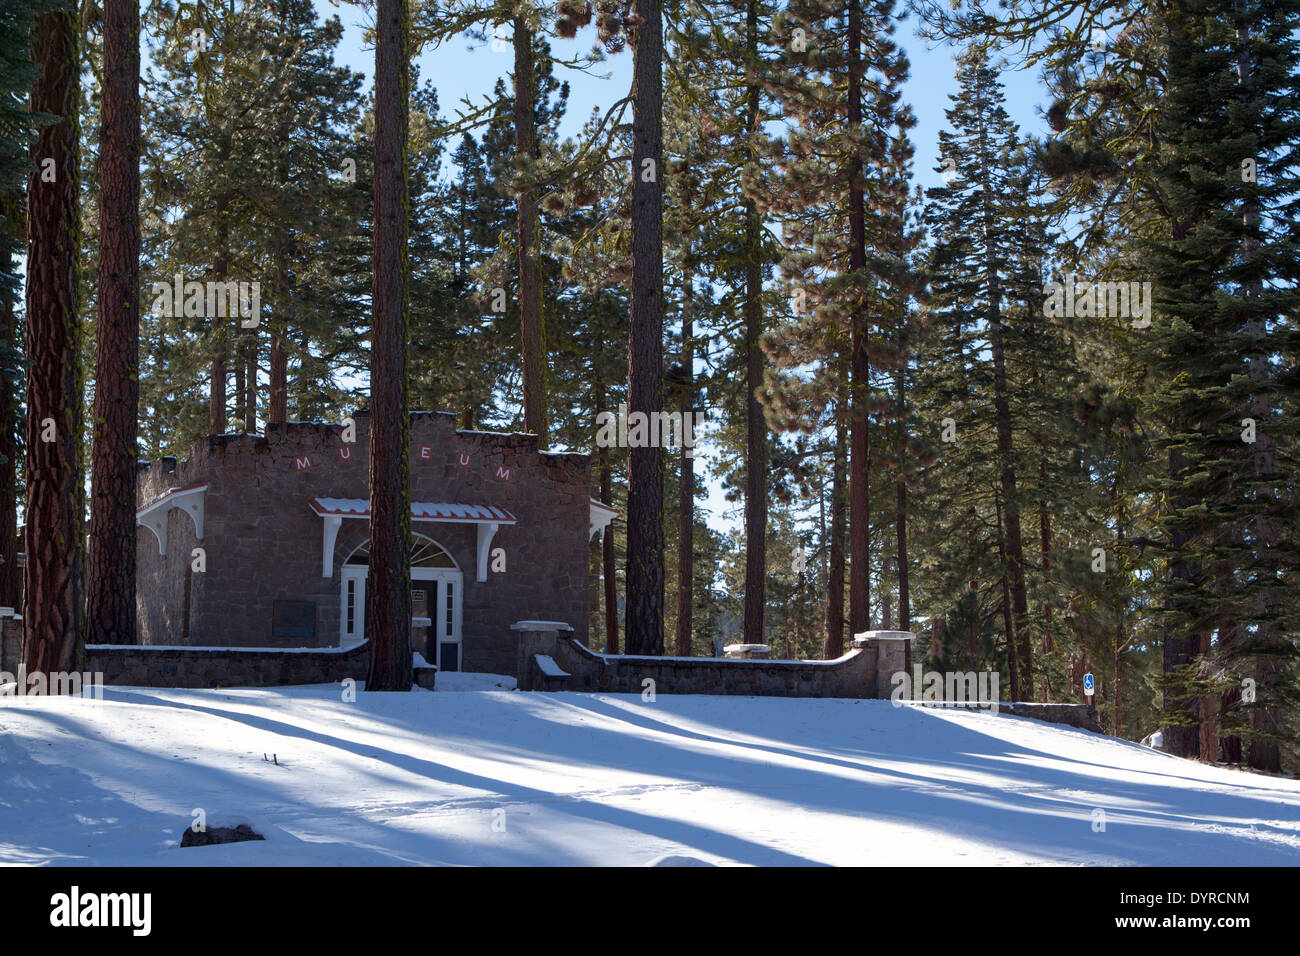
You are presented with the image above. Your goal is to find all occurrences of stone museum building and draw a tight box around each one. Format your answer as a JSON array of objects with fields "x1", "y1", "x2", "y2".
[{"x1": 133, "y1": 411, "x2": 615, "y2": 677}]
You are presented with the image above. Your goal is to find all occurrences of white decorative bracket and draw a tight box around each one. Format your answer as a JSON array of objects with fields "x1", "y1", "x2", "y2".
[
  {"x1": 322, "y1": 515, "x2": 343, "y2": 578},
  {"x1": 476, "y1": 522, "x2": 499, "y2": 583},
  {"x1": 589, "y1": 499, "x2": 617, "y2": 541},
  {"x1": 136, "y1": 484, "x2": 207, "y2": 556}
]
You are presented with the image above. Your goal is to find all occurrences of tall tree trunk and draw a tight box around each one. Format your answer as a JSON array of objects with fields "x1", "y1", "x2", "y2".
[
  {"x1": 676, "y1": 248, "x2": 695, "y2": 657},
  {"x1": 824, "y1": 417, "x2": 846, "y2": 657},
  {"x1": 365, "y1": 0, "x2": 412, "y2": 691},
  {"x1": 23, "y1": 5, "x2": 83, "y2": 677},
  {"x1": 1163, "y1": 519, "x2": 1206, "y2": 756},
  {"x1": 0, "y1": 238, "x2": 21, "y2": 610},
  {"x1": 269, "y1": 33, "x2": 291, "y2": 429},
  {"x1": 243, "y1": 342, "x2": 256, "y2": 434},
  {"x1": 994, "y1": 489, "x2": 1022, "y2": 699},
  {"x1": 989, "y1": 316, "x2": 1030, "y2": 696},
  {"x1": 846, "y1": 0, "x2": 870, "y2": 637},
  {"x1": 880, "y1": 552, "x2": 892, "y2": 629},
  {"x1": 514, "y1": 18, "x2": 547, "y2": 445},
  {"x1": 1234, "y1": 2, "x2": 1281, "y2": 774},
  {"x1": 1114, "y1": 620, "x2": 1124, "y2": 739},
  {"x1": 979, "y1": 108, "x2": 1032, "y2": 696},
  {"x1": 895, "y1": 366, "x2": 909, "y2": 634},
  {"x1": 233, "y1": 348, "x2": 245, "y2": 430},
  {"x1": 600, "y1": 442, "x2": 619, "y2": 654},
  {"x1": 1039, "y1": 452, "x2": 1052, "y2": 650},
  {"x1": 741, "y1": 0, "x2": 766, "y2": 648},
  {"x1": 269, "y1": 319, "x2": 288, "y2": 424},
  {"x1": 625, "y1": 0, "x2": 665, "y2": 655},
  {"x1": 87, "y1": 0, "x2": 141, "y2": 646},
  {"x1": 208, "y1": 131, "x2": 231, "y2": 436}
]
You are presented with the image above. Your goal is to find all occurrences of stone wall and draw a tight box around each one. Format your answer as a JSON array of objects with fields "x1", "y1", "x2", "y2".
[
  {"x1": 83, "y1": 641, "x2": 372, "y2": 689},
  {"x1": 515, "y1": 622, "x2": 889, "y2": 699},
  {"x1": 135, "y1": 411, "x2": 592, "y2": 678},
  {"x1": 511, "y1": 624, "x2": 1104, "y2": 734},
  {"x1": 917, "y1": 700, "x2": 1104, "y2": 733}
]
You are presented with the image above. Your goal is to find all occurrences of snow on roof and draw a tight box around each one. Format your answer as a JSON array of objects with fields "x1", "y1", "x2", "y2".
[
  {"x1": 136, "y1": 482, "x2": 209, "y2": 516},
  {"x1": 308, "y1": 497, "x2": 517, "y2": 524}
]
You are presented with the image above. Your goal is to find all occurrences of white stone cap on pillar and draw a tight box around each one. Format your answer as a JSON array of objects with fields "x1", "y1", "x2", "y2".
[
  {"x1": 723, "y1": 644, "x2": 770, "y2": 653},
  {"x1": 0, "y1": 607, "x2": 15, "y2": 618},
  {"x1": 510, "y1": 620, "x2": 574, "y2": 632},
  {"x1": 853, "y1": 630, "x2": 916, "y2": 644}
]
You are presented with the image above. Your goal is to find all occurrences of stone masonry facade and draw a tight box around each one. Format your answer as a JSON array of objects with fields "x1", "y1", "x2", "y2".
[{"x1": 134, "y1": 411, "x2": 591, "y2": 677}]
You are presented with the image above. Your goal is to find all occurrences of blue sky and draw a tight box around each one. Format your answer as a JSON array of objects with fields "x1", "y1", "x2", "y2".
[
  {"x1": 314, "y1": 3, "x2": 1052, "y2": 536},
  {"x1": 316, "y1": 4, "x2": 1051, "y2": 192}
]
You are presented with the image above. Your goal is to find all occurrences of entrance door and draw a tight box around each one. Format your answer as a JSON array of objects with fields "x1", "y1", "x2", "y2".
[
  {"x1": 339, "y1": 534, "x2": 463, "y2": 671},
  {"x1": 421, "y1": 569, "x2": 462, "y2": 672}
]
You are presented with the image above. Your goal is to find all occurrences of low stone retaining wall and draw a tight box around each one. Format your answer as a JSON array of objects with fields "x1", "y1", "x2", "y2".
[
  {"x1": 913, "y1": 700, "x2": 1104, "y2": 733},
  {"x1": 513, "y1": 621, "x2": 910, "y2": 699},
  {"x1": 511, "y1": 623, "x2": 1103, "y2": 734},
  {"x1": 2, "y1": 615, "x2": 421, "y2": 690},
  {"x1": 83, "y1": 641, "x2": 372, "y2": 689}
]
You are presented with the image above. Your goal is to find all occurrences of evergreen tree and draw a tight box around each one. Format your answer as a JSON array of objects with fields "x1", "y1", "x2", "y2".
[
  {"x1": 0, "y1": 0, "x2": 58, "y2": 610},
  {"x1": 366, "y1": 0, "x2": 414, "y2": 692},
  {"x1": 86, "y1": 0, "x2": 141, "y2": 646},
  {"x1": 756, "y1": 0, "x2": 915, "y2": 646},
  {"x1": 23, "y1": 0, "x2": 83, "y2": 678},
  {"x1": 1141, "y1": 0, "x2": 1300, "y2": 768},
  {"x1": 918, "y1": 45, "x2": 1052, "y2": 698}
]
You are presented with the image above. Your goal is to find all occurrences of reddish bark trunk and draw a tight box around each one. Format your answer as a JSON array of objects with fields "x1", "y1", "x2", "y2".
[
  {"x1": 87, "y1": 0, "x2": 142, "y2": 646},
  {"x1": 824, "y1": 418, "x2": 846, "y2": 657},
  {"x1": 740, "y1": 0, "x2": 767, "y2": 650},
  {"x1": 23, "y1": 6, "x2": 84, "y2": 677},
  {"x1": 625, "y1": 0, "x2": 665, "y2": 655},
  {"x1": 365, "y1": 0, "x2": 413, "y2": 691},
  {"x1": 0, "y1": 268, "x2": 19, "y2": 610},
  {"x1": 514, "y1": 18, "x2": 547, "y2": 445},
  {"x1": 846, "y1": 0, "x2": 870, "y2": 637},
  {"x1": 600, "y1": 444, "x2": 619, "y2": 655},
  {"x1": 676, "y1": 253, "x2": 695, "y2": 657}
]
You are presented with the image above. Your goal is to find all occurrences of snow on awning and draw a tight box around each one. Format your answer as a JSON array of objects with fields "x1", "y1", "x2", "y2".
[
  {"x1": 309, "y1": 497, "x2": 517, "y2": 582},
  {"x1": 137, "y1": 482, "x2": 208, "y2": 555},
  {"x1": 309, "y1": 498, "x2": 516, "y2": 524},
  {"x1": 589, "y1": 499, "x2": 618, "y2": 541}
]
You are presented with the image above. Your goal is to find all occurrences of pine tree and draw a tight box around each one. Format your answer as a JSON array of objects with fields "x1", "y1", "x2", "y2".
[
  {"x1": 366, "y1": 0, "x2": 413, "y2": 692},
  {"x1": 0, "y1": 0, "x2": 56, "y2": 610},
  {"x1": 1142, "y1": 0, "x2": 1300, "y2": 768},
  {"x1": 920, "y1": 45, "x2": 1042, "y2": 697},
  {"x1": 756, "y1": 0, "x2": 915, "y2": 644},
  {"x1": 625, "y1": 0, "x2": 666, "y2": 654},
  {"x1": 23, "y1": 0, "x2": 83, "y2": 678},
  {"x1": 86, "y1": 0, "x2": 141, "y2": 645}
]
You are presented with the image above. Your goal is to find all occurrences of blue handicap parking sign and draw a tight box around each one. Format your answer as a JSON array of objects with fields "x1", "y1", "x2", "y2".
[{"x1": 1084, "y1": 673, "x2": 1095, "y2": 696}]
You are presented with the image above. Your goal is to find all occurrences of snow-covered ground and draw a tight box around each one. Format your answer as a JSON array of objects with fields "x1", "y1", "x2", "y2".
[{"x1": 2, "y1": 679, "x2": 1298, "y2": 866}]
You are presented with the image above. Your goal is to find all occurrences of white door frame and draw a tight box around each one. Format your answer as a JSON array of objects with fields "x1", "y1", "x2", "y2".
[
  {"x1": 340, "y1": 566, "x2": 367, "y2": 648},
  {"x1": 338, "y1": 565, "x2": 463, "y2": 670},
  {"x1": 422, "y1": 569, "x2": 462, "y2": 671}
]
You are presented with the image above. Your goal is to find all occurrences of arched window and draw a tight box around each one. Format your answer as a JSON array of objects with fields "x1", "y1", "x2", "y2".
[{"x1": 343, "y1": 532, "x2": 458, "y2": 569}]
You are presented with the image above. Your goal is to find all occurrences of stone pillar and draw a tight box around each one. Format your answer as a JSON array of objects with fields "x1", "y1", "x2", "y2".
[
  {"x1": 511, "y1": 620, "x2": 573, "y2": 689},
  {"x1": 853, "y1": 630, "x2": 915, "y2": 699},
  {"x1": 723, "y1": 643, "x2": 770, "y2": 660}
]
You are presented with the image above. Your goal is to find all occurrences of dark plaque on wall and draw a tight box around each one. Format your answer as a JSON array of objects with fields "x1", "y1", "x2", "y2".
[{"x1": 272, "y1": 600, "x2": 317, "y2": 640}]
